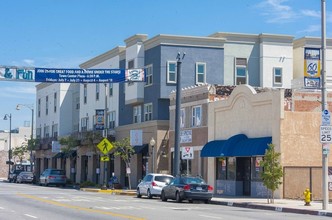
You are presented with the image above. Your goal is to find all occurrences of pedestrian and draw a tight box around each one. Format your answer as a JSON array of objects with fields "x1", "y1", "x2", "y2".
[{"x1": 108, "y1": 172, "x2": 118, "y2": 189}]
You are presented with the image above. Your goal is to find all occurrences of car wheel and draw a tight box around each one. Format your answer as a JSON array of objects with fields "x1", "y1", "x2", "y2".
[
  {"x1": 189, "y1": 200, "x2": 193, "y2": 203},
  {"x1": 175, "y1": 192, "x2": 182, "y2": 203},
  {"x1": 161, "y1": 191, "x2": 167, "y2": 202},
  {"x1": 136, "y1": 188, "x2": 142, "y2": 198},
  {"x1": 204, "y1": 199, "x2": 211, "y2": 204},
  {"x1": 147, "y1": 189, "x2": 152, "y2": 199}
]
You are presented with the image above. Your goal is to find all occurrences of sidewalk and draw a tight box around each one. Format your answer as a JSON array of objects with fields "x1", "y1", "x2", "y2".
[{"x1": 80, "y1": 188, "x2": 332, "y2": 217}]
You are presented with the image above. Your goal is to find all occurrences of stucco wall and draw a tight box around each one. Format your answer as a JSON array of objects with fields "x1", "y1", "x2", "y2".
[{"x1": 280, "y1": 111, "x2": 325, "y2": 167}]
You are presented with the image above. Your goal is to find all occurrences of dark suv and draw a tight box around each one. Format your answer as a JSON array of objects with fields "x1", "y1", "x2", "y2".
[{"x1": 9, "y1": 170, "x2": 23, "y2": 183}]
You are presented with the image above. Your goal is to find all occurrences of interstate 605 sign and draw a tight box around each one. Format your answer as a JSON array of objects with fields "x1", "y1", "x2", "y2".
[{"x1": 320, "y1": 125, "x2": 332, "y2": 143}]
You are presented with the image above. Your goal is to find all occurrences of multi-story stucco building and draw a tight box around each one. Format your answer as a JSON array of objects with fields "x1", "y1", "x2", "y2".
[
  {"x1": 75, "y1": 34, "x2": 225, "y2": 188},
  {"x1": 34, "y1": 83, "x2": 80, "y2": 181}
]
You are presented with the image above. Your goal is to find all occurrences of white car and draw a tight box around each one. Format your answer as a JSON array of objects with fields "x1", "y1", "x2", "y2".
[{"x1": 137, "y1": 173, "x2": 174, "y2": 199}]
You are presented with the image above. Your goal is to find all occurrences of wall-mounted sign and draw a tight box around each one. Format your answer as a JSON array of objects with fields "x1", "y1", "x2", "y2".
[
  {"x1": 51, "y1": 141, "x2": 61, "y2": 153},
  {"x1": 180, "y1": 130, "x2": 192, "y2": 143}
]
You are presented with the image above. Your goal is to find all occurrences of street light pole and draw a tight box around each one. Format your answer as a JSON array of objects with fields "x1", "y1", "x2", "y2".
[
  {"x1": 101, "y1": 83, "x2": 108, "y2": 190},
  {"x1": 321, "y1": 0, "x2": 328, "y2": 210},
  {"x1": 150, "y1": 137, "x2": 155, "y2": 173},
  {"x1": 4, "y1": 114, "x2": 12, "y2": 180},
  {"x1": 16, "y1": 104, "x2": 34, "y2": 172}
]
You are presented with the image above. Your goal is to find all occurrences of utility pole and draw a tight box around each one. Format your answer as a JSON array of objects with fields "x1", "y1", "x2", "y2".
[
  {"x1": 321, "y1": 0, "x2": 328, "y2": 210},
  {"x1": 174, "y1": 52, "x2": 185, "y2": 176},
  {"x1": 101, "y1": 83, "x2": 108, "y2": 190}
]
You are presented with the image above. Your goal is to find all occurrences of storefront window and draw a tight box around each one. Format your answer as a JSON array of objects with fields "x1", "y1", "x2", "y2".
[
  {"x1": 216, "y1": 157, "x2": 236, "y2": 180},
  {"x1": 216, "y1": 158, "x2": 226, "y2": 180},
  {"x1": 227, "y1": 157, "x2": 236, "y2": 180},
  {"x1": 252, "y1": 157, "x2": 263, "y2": 181}
]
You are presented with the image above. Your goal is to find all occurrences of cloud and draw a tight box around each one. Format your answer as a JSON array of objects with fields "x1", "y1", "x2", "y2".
[
  {"x1": 23, "y1": 59, "x2": 35, "y2": 66},
  {"x1": 327, "y1": 12, "x2": 332, "y2": 23},
  {"x1": 297, "y1": 25, "x2": 321, "y2": 34},
  {"x1": 256, "y1": 0, "x2": 297, "y2": 23},
  {"x1": 301, "y1": 9, "x2": 321, "y2": 18},
  {"x1": 0, "y1": 83, "x2": 36, "y2": 99}
]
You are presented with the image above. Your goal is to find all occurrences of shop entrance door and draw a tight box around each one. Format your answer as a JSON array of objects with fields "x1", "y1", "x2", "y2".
[{"x1": 236, "y1": 157, "x2": 251, "y2": 196}]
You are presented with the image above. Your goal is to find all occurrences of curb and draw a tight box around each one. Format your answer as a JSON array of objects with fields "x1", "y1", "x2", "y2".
[{"x1": 210, "y1": 200, "x2": 332, "y2": 217}]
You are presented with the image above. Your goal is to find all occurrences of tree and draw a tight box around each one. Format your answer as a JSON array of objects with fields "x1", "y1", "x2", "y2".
[
  {"x1": 12, "y1": 144, "x2": 28, "y2": 163},
  {"x1": 27, "y1": 138, "x2": 39, "y2": 152},
  {"x1": 59, "y1": 136, "x2": 79, "y2": 156},
  {"x1": 113, "y1": 137, "x2": 135, "y2": 190},
  {"x1": 260, "y1": 143, "x2": 283, "y2": 204}
]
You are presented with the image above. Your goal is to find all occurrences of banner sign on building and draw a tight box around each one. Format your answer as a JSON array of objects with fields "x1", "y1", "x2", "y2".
[
  {"x1": 95, "y1": 109, "x2": 105, "y2": 130},
  {"x1": 304, "y1": 48, "x2": 321, "y2": 89},
  {"x1": 0, "y1": 66, "x2": 145, "y2": 83},
  {"x1": 130, "y1": 129, "x2": 143, "y2": 146},
  {"x1": 52, "y1": 141, "x2": 61, "y2": 153}
]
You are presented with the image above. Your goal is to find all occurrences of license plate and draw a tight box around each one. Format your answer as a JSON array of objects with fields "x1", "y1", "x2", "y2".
[{"x1": 196, "y1": 186, "x2": 202, "y2": 190}]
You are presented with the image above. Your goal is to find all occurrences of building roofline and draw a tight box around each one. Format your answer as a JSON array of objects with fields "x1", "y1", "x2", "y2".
[
  {"x1": 79, "y1": 46, "x2": 126, "y2": 69},
  {"x1": 144, "y1": 34, "x2": 225, "y2": 51}
]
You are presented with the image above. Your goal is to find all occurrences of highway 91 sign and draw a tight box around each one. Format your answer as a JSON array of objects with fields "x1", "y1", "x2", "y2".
[{"x1": 320, "y1": 126, "x2": 332, "y2": 143}]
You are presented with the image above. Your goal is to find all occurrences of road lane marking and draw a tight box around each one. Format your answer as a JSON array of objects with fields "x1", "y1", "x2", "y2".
[
  {"x1": 24, "y1": 214, "x2": 38, "y2": 219},
  {"x1": 17, "y1": 193, "x2": 145, "y2": 220},
  {"x1": 199, "y1": 214, "x2": 224, "y2": 219}
]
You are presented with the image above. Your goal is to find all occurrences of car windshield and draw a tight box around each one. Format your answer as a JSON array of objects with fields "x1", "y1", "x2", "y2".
[
  {"x1": 20, "y1": 172, "x2": 33, "y2": 176},
  {"x1": 155, "y1": 176, "x2": 173, "y2": 183},
  {"x1": 12, "y1": 170, "x2": 23, "y2": 174},
  {"x1": 183, "y1": 177, "x2": 206, "y2": 184},
  {"x1": 50, "y1": 170, "x2": 65, "y2": 175}
]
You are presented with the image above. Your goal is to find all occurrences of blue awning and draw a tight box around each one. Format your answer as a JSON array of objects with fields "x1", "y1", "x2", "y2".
[
  {"x1": 200, "y1": 140, "x2": 227, "y2": 157},
  {"x1": 133, "y1": 144, "x2": 148, "y2": 154},
  {"x1": 201, "y1": 134, "x2": 272, "y2": 157},
  {"x1": 232, "y1": 137, "x2": 272, "y2": 157}
]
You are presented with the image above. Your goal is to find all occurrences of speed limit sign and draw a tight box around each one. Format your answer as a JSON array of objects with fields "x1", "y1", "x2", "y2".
[{"x1": 320, "y1": 126, "x2": 332, "y2": 143}]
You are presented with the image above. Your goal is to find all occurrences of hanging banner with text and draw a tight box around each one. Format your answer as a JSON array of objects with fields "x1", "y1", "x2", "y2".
[
  {"x1": 304, "y1": 47, "x2": 320, "y2": 89},
  {"x1": 0, "y1": 66, "x2": 145, "y2": 83},
  {"x1": 95, "y1": 109, "x2": 105, "y2": 130}
]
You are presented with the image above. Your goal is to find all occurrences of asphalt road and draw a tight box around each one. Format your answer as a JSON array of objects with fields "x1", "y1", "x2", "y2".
[{"x1": 0, "y1": 181, "x2": 328, "y2": 220}]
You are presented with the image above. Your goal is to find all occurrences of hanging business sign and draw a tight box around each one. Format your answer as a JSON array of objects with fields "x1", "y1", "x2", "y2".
[
  {"x1": 304, "y1": 48, "x2": 320, "y2": 89},
  {"x1": 0, "y1": 66, "x2": 145, "y2": 83},
  {"x1": 95, "y1": 109, "x2": 105, "y2": 130}
]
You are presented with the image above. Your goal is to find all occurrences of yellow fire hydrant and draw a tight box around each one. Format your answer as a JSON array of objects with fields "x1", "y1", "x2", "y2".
[{"x1": 303, "y1": 188, "x2": 311, "y2": 206}]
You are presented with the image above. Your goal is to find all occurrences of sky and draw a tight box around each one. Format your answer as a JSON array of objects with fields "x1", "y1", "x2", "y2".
[{"x1": 0, "y1": 0, "x2": 331, "y2": 130}]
